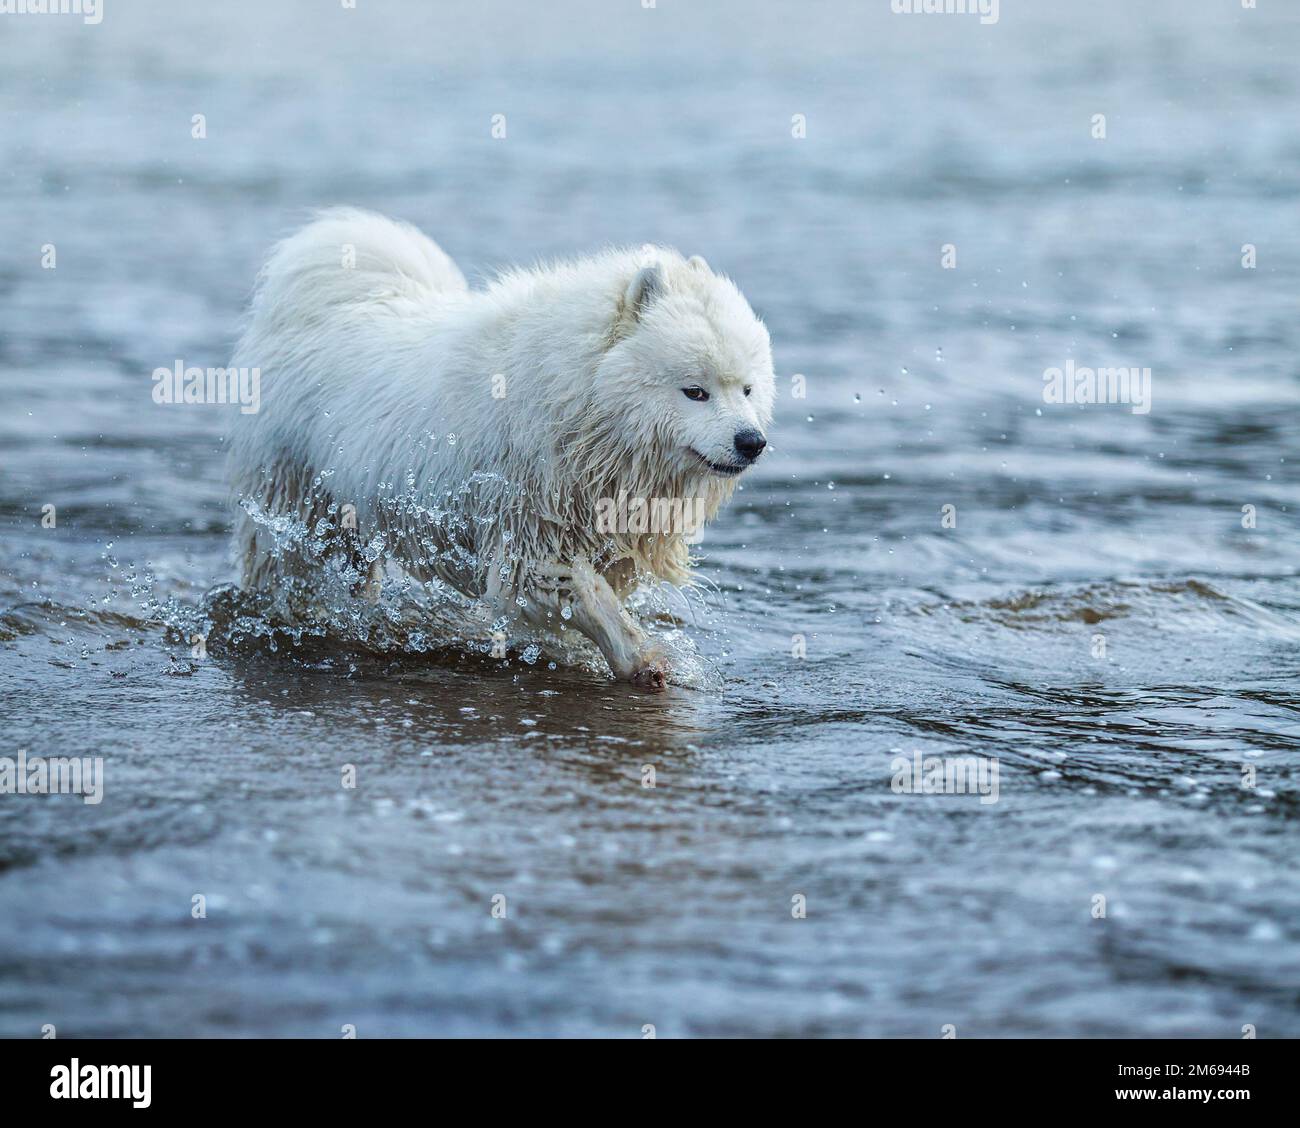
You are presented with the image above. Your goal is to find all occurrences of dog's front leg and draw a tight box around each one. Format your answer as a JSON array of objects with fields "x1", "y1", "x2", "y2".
[
  {"x1": 361, "y1": 558, "x2": 384, "y2": 604},
  {"x1": 569, "y1": 558, "x2": 669, "y2": 691},
  {"x1": 530, "y1": 557, "x2": 669, "y2": 691}
]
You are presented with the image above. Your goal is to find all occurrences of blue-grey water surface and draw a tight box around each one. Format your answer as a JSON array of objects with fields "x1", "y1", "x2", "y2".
[{"x1": 1, "y1": 0, "x2": 1298, "y2": 1036}]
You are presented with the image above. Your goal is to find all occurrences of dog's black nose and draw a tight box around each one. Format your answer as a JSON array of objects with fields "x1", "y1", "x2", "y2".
[{"x1": 733, "y1": 429, "x2": 767, "y2": 461}]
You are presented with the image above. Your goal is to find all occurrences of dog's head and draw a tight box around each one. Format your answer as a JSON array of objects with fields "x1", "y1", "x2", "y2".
[{"x1": 594, "y1": 251, "x2": 775, "y2": 494}]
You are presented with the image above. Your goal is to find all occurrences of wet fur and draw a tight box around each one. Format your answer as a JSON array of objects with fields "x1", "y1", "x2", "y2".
[{"x1": 227, "y1": 209, "x2": 774, "y2": 686}]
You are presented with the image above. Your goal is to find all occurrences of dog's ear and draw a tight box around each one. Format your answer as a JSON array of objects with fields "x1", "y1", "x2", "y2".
[
  {"x1": 687, "y1": 255, "x2": 709, "y2": 273},
  {"x1": 622, "y1": 263, "x2": 663, "y2": 324}
]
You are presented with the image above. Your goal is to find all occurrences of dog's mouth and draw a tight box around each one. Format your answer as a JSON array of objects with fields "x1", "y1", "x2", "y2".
[{"x1": 688, "y1": 449, "x2": 747, "y2": 477}]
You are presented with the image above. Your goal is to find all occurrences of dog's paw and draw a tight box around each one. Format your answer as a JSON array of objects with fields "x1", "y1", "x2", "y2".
[{"x1": 630, "y1": 662, "x2": 669, "y2": 693}]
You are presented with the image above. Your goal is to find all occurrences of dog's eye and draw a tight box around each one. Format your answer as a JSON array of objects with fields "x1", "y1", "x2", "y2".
[
  {"x1": 681, "y1": 386, "x2": 709, "y2": 402},
  {"x1": 743, "y1": 385, "x2": 752, "y2": 397}
]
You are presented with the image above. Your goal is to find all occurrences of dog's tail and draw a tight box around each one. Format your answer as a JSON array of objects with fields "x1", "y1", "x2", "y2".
[
  {"x1": 242, "y1": 208, "x2": 467, "y2": 334},
  {"x1": 229, "y1": 209, "x2": 466, "y2": 592}
]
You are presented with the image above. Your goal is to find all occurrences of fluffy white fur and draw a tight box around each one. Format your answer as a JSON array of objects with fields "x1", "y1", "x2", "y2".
[{"x1": 228, "y1": 209, "x2": 774, "y2": 689}]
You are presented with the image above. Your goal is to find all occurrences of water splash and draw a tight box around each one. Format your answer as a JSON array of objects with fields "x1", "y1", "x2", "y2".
[{"x1": 150, "y1": 475, "x2": 723, "y2": 689}]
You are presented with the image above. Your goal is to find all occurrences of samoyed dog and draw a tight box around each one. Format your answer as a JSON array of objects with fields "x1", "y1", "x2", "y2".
[{"x1": 227, "y1": 209, "x2": 774, "y2": 690}]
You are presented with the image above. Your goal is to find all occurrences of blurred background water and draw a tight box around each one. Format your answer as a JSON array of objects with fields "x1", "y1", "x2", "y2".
[{"x1": 1, "y1": 0, "x2": 1298, "y2": 1037}]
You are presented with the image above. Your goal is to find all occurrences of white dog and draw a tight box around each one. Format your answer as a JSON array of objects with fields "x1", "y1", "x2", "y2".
[{"x1": 227, "y1": 209, "x2": 774, "y2": 690}]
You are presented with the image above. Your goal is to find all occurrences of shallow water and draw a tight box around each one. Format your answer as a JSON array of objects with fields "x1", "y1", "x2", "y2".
[{"x1": 2, "y1": 0, "x2": 1299, "y2": 1037}]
